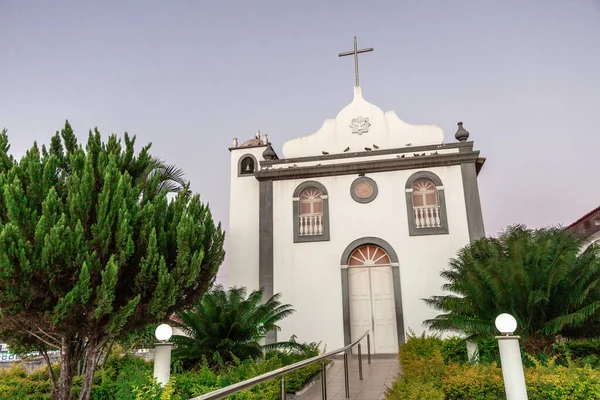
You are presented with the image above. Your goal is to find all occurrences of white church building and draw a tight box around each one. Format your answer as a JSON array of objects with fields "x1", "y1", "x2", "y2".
[{"x1": 226, "y1": 75, "x2": 486, "y2": 354}]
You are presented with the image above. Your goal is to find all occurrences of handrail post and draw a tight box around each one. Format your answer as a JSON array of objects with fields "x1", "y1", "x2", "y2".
[
  {"x1": 343, "y1": 350, "x2": 350, "y2": 398},
  {"x1": 321, "y1": 361, "x2": 327, "y2": 400},
  {"x1": 281, "y1": 376, "x2": 286, "y2": 400},
  {"x1": 367, "y1": 334, "x2": 372, "y2": 364},
  {"x1": 358, "y1": 343, "x2": 363, "y2": 380}
]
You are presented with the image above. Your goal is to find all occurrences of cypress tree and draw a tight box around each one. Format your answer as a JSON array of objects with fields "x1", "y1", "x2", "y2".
[{"x1": 0, "y1": 122, "x2": 225, "y2": 400}]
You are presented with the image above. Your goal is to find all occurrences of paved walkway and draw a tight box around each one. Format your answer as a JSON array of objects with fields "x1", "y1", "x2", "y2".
[{"x1": 296, "y1": 356, "x2": 400, "y2": 400}]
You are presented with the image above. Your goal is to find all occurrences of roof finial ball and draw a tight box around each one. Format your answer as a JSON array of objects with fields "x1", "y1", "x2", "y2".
[
  {"x1": 455, "y1": 121, "x2": 470, "y2": 142},
  {"x1": 263, "y1": 142, "x2": 277, "y2": 160}
]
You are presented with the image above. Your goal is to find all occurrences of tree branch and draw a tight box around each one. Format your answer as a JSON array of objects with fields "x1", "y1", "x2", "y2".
[
  {"x1": 39, "y1": 347, "x2": 58, "y2": 391},
  {"x1": 35, "y1": 323, "x2": 60, "y2": 343},
  {"x1": 8, "y1": 317, "x2": 60, "y2": 350}
]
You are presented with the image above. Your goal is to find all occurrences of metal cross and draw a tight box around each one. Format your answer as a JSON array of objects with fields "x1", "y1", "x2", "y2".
[{"x1": 338, "y1": 36, "x2": 374, "y2": 87}]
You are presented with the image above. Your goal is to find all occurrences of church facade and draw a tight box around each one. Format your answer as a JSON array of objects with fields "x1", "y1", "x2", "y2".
[{"x1": 226, "y1": 86, "x2": 486, "y2": 354}]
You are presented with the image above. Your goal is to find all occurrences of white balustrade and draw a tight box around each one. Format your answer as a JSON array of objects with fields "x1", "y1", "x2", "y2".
[
  {"x1": 413, "y1": 206, "x2": 442, "y2": 228},
  {"x1": 299, "y1": 214, "x2": 324, "y2": 236}
]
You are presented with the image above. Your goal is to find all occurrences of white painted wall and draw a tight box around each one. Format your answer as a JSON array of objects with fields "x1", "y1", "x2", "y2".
[
  {"x1": 226, "y1": 147, "x2": 263, "y2": 292},
  {"x1": 226, "y1": 87, "x2": 480, "y2": 353},
  {"x1": 272, "y1": 165, "x2": 471, "y2": 351},
  {"x1": 581, "y1": 230, "x2": 600, "y2": 252},
  {"x1": 282, "y1": 86, "x2": 444, "y2": 159}
]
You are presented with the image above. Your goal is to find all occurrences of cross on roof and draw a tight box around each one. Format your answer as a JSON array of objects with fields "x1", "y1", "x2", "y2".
[{"x1": 338, "y1": 36, "x2": 374, "y2": 87}]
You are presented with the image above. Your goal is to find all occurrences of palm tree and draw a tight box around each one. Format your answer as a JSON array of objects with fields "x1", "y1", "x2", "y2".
[
  {"x1": 171, "y1": 285, "x2": 300, "y2": 369},
  {"x1": 141, "y1": 157, "x2": 189, "y2": 194},
  {"x1": 423, "y1": 224, "x2": 600, "y2": 352}
]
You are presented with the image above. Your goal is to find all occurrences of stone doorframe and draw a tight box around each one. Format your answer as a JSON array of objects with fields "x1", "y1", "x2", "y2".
[{"x1": 340, "y1": 237, "x2": 406, "y2": 349}]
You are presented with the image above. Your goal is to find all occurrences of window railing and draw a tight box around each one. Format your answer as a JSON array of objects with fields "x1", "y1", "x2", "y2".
[
  {"x1": 189, "y1": 330, "x2": 371, "y2": 400},
  {"x1": 299, "y1": 214, "x2": 324, "y2": 236},
  {"x1": 414, "y1": 206, "x2": 442, "y2": 228}
]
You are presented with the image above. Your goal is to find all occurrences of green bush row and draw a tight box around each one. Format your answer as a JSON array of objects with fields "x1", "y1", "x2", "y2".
[
  {"x1": 0, "y1": 345, "x2": 323, "y2": 400},
  {"x1": 385, "y1": 332, "x2": 600, "y2": 400},
  {"x1": 440, "y1": 334, "x2": 600, "y2": 368}
]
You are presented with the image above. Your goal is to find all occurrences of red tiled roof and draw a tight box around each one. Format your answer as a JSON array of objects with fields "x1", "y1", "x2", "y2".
[{"x1": 567, "y1": 205, "x2": 600, "y2": 230}]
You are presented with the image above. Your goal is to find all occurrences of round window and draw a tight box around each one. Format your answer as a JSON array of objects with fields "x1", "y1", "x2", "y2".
[{"x1": 350, "y1": 177, "x2": 378, "y2": 204}]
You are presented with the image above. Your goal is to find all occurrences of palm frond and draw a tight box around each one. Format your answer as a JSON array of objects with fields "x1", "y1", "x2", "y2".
[
  {"x1": 172, "y1": 285, "x2": 296, "y2": 367},
  {"x1": 422, "y1": 224, "x2": 600, "y2": 344}
]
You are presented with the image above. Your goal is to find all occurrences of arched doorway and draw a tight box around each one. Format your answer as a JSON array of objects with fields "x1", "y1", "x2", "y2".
[{"x1": 347, "y1": 244, "x2": 399, "y2": 354}]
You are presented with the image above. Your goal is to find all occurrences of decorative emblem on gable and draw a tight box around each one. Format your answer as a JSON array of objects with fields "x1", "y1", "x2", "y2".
[{"x1": 349, "y1": 116, "x2": 371, "y2": 135}]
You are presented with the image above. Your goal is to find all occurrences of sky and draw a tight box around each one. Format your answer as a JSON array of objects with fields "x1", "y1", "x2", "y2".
[{"x1": 1, "y1": 1, "x2": 600, "y2": 276}]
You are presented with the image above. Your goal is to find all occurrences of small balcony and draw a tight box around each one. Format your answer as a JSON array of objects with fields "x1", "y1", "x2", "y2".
[
  {"x1": 299, "y1": 214, "x2": 324, "y2": 236},
  {"x1": 413, "y1": 206, "x2": 442, "y2": 229}
]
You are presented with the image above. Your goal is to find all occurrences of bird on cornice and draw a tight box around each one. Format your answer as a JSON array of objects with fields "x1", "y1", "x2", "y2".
[
  {"x1": 405, "y1": 143, "x2": 412, "y2": 146},
  {"x1": 364, "y1": 147, "x2": 372, "y2": 151},
  {"x1": 373, "y1": 144, "x2": 379, "y2": 149},
  {"x1": 322, "y1": 151, "x2": 329, "y2": 155},
  {"x1": 343, "y1": 147, "x2": 350, "y2": 152}
]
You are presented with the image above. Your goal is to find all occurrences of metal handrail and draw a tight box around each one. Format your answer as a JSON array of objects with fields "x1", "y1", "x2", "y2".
[{"x1": 190, "y1": 330, "x2": 371, "y2": 400}]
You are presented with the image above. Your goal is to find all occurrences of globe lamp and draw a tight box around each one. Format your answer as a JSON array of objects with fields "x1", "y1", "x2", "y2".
[
  {"x1": 155, "y1": 324, "x2": 173, "y2": 342},
  {"x1": 495, "y1": 313, "x2": 517, "y2": 335}
]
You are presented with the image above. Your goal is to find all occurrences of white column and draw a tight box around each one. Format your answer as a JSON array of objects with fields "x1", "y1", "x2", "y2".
[
  {"x1": 466, "y1": 340, "x2": 479, "y2": 363},
  {"x1": 153, "y1": 343, "x2": 173, "y2": 387},
  {"x1": 496, "y1": 336, "x2": 528, "y2": 400}
]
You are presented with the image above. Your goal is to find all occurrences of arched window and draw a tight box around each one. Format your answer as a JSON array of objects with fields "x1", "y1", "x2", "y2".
[
  {"x1": 293, "y1": 181, "x2": 330, "y2": 242},
  {"x1": 405, "y1": 171, "x2": 449, "y2": 236},
  {"x1": 238, "y1": 155, "x2": 257, "y2": 176},
  {"x1": 299, "y1": 188, "x2": 324, "y2": 235},
  {"x1": 412, "y1": 179, "x2": 440, "y2": 228},
  {"x1": 349, "y1": 245, "x2": 391, "y2": 266}
]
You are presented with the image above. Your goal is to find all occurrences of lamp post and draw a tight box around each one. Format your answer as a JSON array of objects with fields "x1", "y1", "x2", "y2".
[
  {"x1": 153, "y1": 323, "x2": 173, "y2": 387},
  {"x1": 495, "y1": 313, "x2": 528, "y2": 400}
]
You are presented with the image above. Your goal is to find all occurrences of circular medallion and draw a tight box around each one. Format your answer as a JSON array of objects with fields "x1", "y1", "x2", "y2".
[
  {"x1": 350, "y1": 177, "x2": 378, "y2": 204},
  {"x1": 354, "y1": 182, "x2": 373, "y2": 198}
]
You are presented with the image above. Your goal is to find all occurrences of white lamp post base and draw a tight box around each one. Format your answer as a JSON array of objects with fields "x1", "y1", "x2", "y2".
[
  {"x1": 153, "y1": 342, "x2": 173, "y2": 387},
  {"x1": 496, "y1": 336, "x2": 528, "y2": 400}
]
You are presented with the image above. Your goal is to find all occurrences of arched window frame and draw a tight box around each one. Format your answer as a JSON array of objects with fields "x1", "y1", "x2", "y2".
[
  {"x1": 238, "y1": 154, "x2": 258, "y2": 177},
  {"x1": 405, "y1": 171, "x2": 449, "y2": 236},
  {"x1": 293, "y1": 181, "x2": 330, "y2": 243}
]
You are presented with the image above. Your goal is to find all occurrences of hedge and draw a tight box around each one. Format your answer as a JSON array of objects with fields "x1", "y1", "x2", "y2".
[
  {"x1": 385, "y1": 332, "x2": 600, "y2": 400},
  {"x1": 0, "y1": 344, "x2": 323, "y2": 400}
]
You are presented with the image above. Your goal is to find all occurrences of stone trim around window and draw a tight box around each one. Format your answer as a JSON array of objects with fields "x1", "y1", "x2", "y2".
[
  {"x1": 238, "y1": 154, "x2": 258, "y2": 177},
  {"x1": 404, "y1": 171, "x2": 449, "y2": 236},
  {"x1": 293, "y1": 180, "x2": 330, "y2": 243},
  {"x1": 339, "y1": 237, "x2": 405, "y2": 347},
  {"x1": 350, "y1": 177, "x2": 378, "y2": 204}
]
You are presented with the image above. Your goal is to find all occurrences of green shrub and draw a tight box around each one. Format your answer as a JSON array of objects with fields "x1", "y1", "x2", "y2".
[
  {"x1": 441, "y1": 362, "x2": 504, "y2": 400},
  {"x1": 397, "y1": 331, "x2": 445, "y2": 380},
  {"x1": 525, "y1": 363, "x2": 600, "y2": 399},
  {"x1": 385, "y1": 378, "x2": 444, "y2": 400},
  {"x1": 0, "y1": 364, "x2": 53, "y2": 400},
  {"x1": 385, "y1": 333, "x2": 600, "y2": 400},
  {"x1": 0, "y1": 342, "x2": 324, "y2": 400},
  {"x1": 439, "y1": 336, "x2": 467, "y2": 364}
]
